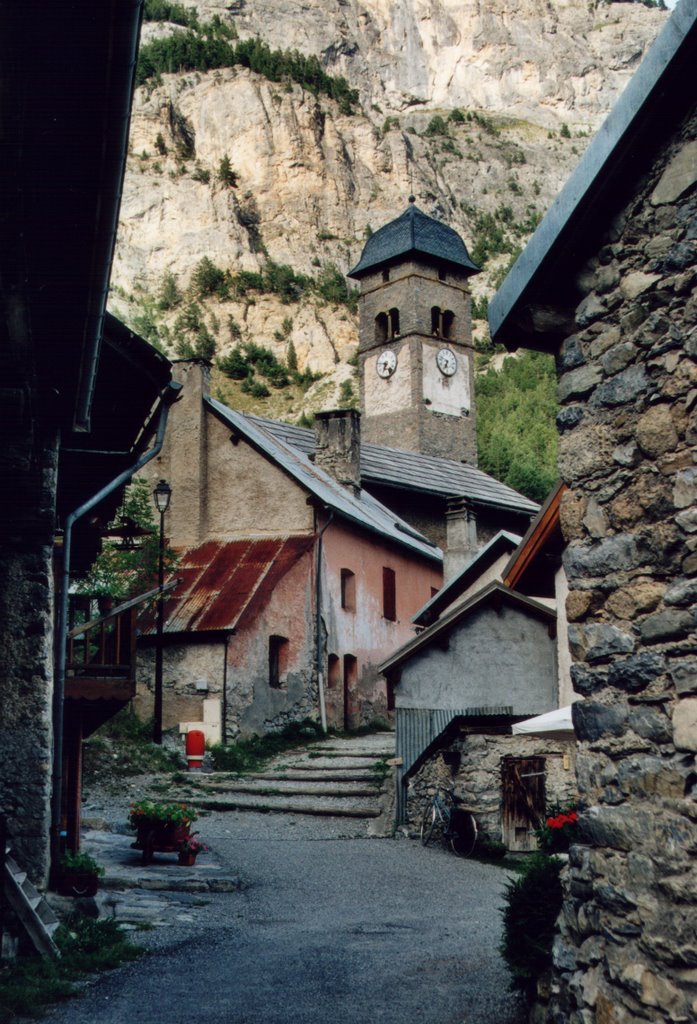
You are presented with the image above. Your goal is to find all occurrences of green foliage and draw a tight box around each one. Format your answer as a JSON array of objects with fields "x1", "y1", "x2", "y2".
[
  {"x1": 136, "y1": 26, "x2": 358, "y2": 113},
  {"x1": 448, "y1": 107, "x2": 465, "y2": 124},
  {"x1": 75, "y1": 479, "x2": 179, "y2": 600},
  {"x1": 286, "y1": 339, "x2": 299, "y2": 373},
  {"x1": 560, "y1": 122, "x2": 571, "y2": 139},
  {"x1": 128, "y1": 800, "x2": 197, "y2": 830},
  {"x1": 470, "y1": 294, "x2": 489, "y2": 322},
  {"x1": 314, "y1": 263, "x2": 358, "y2": 312},
  {"x1": 381, "y1": 116, "x2": 400, "y2": 135},
  {"x1": 226, "y1": 259, "x2": 357, "y2": 312},
  {"x1": 59, "y1": 851, "x2": 104, "y2": 877},
  {"x1": 476, "y1": 351, "x2": 558, "y2": 503},
  {"x1": 469, "y1": 202, "x2": 540, "y2": 269},
  {"x1": 424, "y1": 114, "x2": 449, "y2": 137},
  {"x1": 241, "y1": 376, "x2": 271, "y2": 398},
  {"x1": 218, "y1": 346, "x2": 249, "y2": 380},
  {"x1": 154, "y1": 131, "x2": 168, "y2": 155},
  {"x1": 191, "y1": 163, "x2": 211, "y2": 183},
  {"x1": 158, "y1": 270, "x2": 182, "y2": 310},
  {"x1": 210, "y1": 719, "x2": 324, "y2": 774},
  {"x1": 500, "y1": 853, "x2": 564, "y2": 1000},
  {"x1": 191, "y1": 256, "x2": 230, "y2": 299},
  {"x1": 0, "y1": 917, "x2": 141, "y2": 1024},
  {"x1": 227, "y1": 315, "x2": 242, "y2": 341},
  {"x1": 339, "y1": 379, "x2": 357, "y2": 408},
  {"x1": 143, "y1": 0, "x2": 199, "y2": 28},
  {"x1": 218, "y1": 154, "x2": 238, "y2": 187},
  {"x1": 173, "y1": 302, "x2": 217, "y2": 358}
]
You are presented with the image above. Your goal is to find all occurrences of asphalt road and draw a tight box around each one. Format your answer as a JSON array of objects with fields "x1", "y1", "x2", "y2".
[{"x1": 46, "y1": 813, "x2": 525, "y2": 1024}]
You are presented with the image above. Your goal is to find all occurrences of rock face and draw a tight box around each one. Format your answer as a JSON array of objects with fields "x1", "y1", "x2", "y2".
[{"x1": 111, "y1": 0, "x2": 665, "y2": 411}]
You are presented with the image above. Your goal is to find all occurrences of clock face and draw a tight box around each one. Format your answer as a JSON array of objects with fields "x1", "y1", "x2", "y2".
[
  {"x1": 436, "y1": 347, "x2": 457, "y2": 376},
  {"x1": 376, "y1": 350, "x2": 397, "y2": 378}
]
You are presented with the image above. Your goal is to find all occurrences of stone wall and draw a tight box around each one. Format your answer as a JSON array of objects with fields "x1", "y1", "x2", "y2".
[
  {"x1": 405, "y1": 730, "x2": 577, "y2": 844},
  {"x1": 540, "y1": 109, "x2": 697, "y2": 1022}
]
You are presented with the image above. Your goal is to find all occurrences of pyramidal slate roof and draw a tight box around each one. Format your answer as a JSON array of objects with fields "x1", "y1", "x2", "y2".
[
  {"x1": 206, "y1": 398, "x2": 441, "y2": 564},
  {"x1": 245, "y1": 413, "x2": 538, "y2": 516},
  {"x1": 348, "y1": 202, "x2": 480, "y2": 278}
]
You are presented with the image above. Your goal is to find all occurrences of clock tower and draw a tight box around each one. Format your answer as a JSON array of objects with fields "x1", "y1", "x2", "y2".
[{"x1": 348, "y1": 199, "x2": 480, "y2": 464}]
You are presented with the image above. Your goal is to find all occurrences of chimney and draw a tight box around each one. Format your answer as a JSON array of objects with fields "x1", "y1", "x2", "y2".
[
  {"x1": 444, "y1": 496, "x2": 478, "y2": 581},
  {"x1": 313, "y1": 409, "x2": 361, "y2": 495}
]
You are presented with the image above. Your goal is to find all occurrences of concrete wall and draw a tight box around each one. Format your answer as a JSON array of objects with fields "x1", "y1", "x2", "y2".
[
  {"x1": 395, "y1": 602, "x2": 557, "y2": 716},
  {"x1": 537, "y1": 108, "x2": 697, "y2": 1023},
  {"x1": 322, "y1": 521, "x2": 442, "y2": 727}
]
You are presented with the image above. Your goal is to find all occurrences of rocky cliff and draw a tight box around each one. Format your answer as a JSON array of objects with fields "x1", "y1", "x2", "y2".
[{"x1": 111, "y1": 0, "x2": 666, "y2": 416}]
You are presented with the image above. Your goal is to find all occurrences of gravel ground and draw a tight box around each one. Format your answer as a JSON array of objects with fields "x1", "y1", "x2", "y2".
[{"x1": 48, "y1": 777, "x2": 526, "y2": 1024}]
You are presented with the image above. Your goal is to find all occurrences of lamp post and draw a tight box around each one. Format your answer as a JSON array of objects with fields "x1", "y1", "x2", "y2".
[{"x1": 152, "y1": 479, "x2": 172, "y2": 745}]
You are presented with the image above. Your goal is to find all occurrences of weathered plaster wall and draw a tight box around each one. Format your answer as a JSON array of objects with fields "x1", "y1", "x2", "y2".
[
  {"x1": 395, "y1": 602, "x2": 558, "y2": 716},
  {"x1": 539, "y1": 109, "x2": 697, "y2": 1023},
  {"x1": 322, "y1": 521, "x2": 441, "y2": 728},
  {"x1": 406, "y1": 732, "x2": 577, "y2": 844},
  {"x1": 136, "y1": 638, "x2": 226, "y2": 731}
]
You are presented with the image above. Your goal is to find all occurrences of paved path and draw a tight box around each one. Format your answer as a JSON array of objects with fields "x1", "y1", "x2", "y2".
[{"x1": 47, "y1": 811, "x2": 525, "y2": 1024}]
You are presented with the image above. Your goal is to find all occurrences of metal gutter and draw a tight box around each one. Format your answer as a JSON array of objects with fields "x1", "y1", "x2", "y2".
[
  {"x1": 50, "y1": 380, "x2": 181, "y2": 874},
  {"x1": 315, "y1": 509, "x2": 334, "y2": 734}
]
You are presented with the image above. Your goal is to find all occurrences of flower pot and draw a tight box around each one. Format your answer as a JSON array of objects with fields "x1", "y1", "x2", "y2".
[
  {"x1": 177, "y1": 852, "x2": 197, "y2": 867},
  {"x1": 58, "y1": 870, "x2": 100, "y2": 897}
]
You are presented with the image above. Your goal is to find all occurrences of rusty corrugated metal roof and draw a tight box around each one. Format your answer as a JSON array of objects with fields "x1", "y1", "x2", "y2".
[{"x1": 140, "y1": 536, "x2": 314, "y2": 635}]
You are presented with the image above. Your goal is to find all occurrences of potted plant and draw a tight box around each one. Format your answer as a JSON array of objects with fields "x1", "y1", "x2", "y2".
[
  {"x1": 128, "y1": 800, "x2": 197, "y2": 864},
  {"x1": 534, "y1": 804, "x2": 578, "y2": 855},
  {"x1": 58, "y1": 850, "x2": 105, "y2": 897},
  {"x1": 177, "y1": 834, "x2": 209, "y2": 867}
]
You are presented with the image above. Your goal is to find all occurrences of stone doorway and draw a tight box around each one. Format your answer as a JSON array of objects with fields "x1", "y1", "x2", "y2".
[{"x1": 501, "y1": 756, "x2": 545, "y2": 852}]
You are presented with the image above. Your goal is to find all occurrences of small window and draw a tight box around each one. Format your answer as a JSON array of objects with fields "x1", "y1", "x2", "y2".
[
  {"x1": 341, "y1": 569, "x2": 356, "y2": 611},
  {"x1": 431, "y1": 306, "x2": 455, "y2": 340},
  {"x1": 327, "y1": 653, "x2": 340, "y2": 690},
  {"x1": 382, "y1": 268, "x2": 390, "y2": 282},
  {"x1": 375, "y1": 312, "x2": 388, "y2": 344},
  {"x1": 382, "y1": 567, "x2": 396, "y2": 621},
  {"x1": 438, "y1": 268, "x2": 446, "y2": 282},
  {"x1": 388, "y1": 307, "x2": 400, "y2": 338},
  {"x1": 269, "y1": 634, "x2": 288, "y2": 689}
]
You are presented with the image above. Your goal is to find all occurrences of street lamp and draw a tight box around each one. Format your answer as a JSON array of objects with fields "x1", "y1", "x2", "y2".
[{"x1": 152, "y1": 479, "x2": 172, "y2": 744}]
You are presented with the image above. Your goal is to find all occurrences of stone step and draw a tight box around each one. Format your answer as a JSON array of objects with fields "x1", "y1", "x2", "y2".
[
  {"x1": 304, "y1": 749, "x2": 393, "y2": 759},
  {"x1": 197, "y1": 779, "x2": 379, "y2": 798},
  {"x1": 250, "y1": 770, "x2": 379, "y2": 783},
  {"x1": 280, "y1": 756, "x2": 387, "y2": 770},
  {"x1": 192, "y1": 793, "x2": 382, "y2": 818}
]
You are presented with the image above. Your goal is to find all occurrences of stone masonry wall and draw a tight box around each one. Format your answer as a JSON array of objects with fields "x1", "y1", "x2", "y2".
[{"x1": 540, "y1": 108, "x2": 697, "y2": 1022}]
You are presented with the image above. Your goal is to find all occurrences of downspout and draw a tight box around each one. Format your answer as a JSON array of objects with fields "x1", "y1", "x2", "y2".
[
  {"x1": 50, "y1": 380, "x2": 181, "y2": 874},
  {"x1": 315, "y1": 508, "x2": 334, "y2": 734},
  {"x1": 221, "y1": 632, "x2": 230, "y2": 746}
]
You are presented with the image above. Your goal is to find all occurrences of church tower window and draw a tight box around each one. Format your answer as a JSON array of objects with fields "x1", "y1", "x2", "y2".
[{"x1": 431, "y1": 307, "x2": 455, "y2": 339}]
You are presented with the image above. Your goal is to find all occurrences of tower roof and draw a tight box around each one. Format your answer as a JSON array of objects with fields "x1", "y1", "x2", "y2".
[{"x1": 349, "y1": 202, "x2": 480, "y2": 279}]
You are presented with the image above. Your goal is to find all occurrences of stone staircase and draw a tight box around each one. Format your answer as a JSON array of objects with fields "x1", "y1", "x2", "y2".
[
  {"x1": 3, "y1": 850, "x2": 60, "y2": 959},
  {"x1": 171, "y1": 732, "x2": 395, "y2": 826}
]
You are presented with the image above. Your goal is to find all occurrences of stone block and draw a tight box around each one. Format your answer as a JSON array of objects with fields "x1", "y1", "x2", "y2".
[
  {"x1": 573, "y1": 701, "x2": 628, "y2": 742},
  {"x1": 635, "y1": 404, "x2": 679, "y2": 458},
  {"x1": 670, "y1": 658, "x2": 697, "y2": 695},
  {"x1": 639, "y1": 608, "x2": 695, "y2": 644},
  {"x1": 673, "y1": 468, "x2": 696, "y2": 509},
  {"x1": 664, "y1": 578, "x2": 697, "y2": 606},
  {"x1": 558, "y1": 424, "x2": 616, "y2": 481},
  {"x1": 557, "y1": 405, "x2": 585, "y2": 432},
  {"x1": 592, "y1": 365, "x2": 652, "y2": 407},
  {"x1": 575, "y1": 294, "x2": 607, "y2": 327},
  {"x1": 607, "y1": 652, "x2": 666, "y2": 693},
  {"x1": 651, "y1": 141, "x2": 697, "y2": 205},
  {"x1": 612, "y1": 442, "x2": 641, "y2": 467},
  {"x1": 558, "y1": 335, "x2": 586, "y2": 371},
  {"x1": 620, "y1": 272, "x2": 661, "y2": 300},
  {"x1": 580, "y1": 805, "x2": 652, "y2": 852},
  {"x1": 557, "y1": 365, "x2": 602, "y2": 403},
  {"x1": 582, "y1": 499, "x2": 608, "y2": 539},
  {"x1": 600, "y1": 343, "x2": 636, "y2": 377},
  {"x1": 605, "y1": 581, "x2": 664, "y2": 620},
  {"x1": 568, "y1": 623, "x2": 635, "y2": 663},
  {"x1": 672, "y1": 697, "x2": 697, "y2": 752},
  {"x1": 627, "y1": 706, "x2": 672, "y2": 744},
  {"x1": 567, "y1": 590, "x2": 593, "y2": 622}
]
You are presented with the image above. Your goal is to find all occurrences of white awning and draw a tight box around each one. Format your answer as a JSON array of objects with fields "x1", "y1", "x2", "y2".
[{"x1": 512, "y1": 706, "x2": 575, "y2": 739}]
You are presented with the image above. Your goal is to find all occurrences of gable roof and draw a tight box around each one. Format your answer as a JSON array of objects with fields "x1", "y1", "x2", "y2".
[
  {"x1": 206, "y1": 397, "x2": 441, "y2": 564},
  {"x1": 503, "y1": 482, "x2": 567, "y2": 592},
  {"x1": 412, "y1": 530, "x2": 522, "y2": 627},
  {"x1": 489, "y1": 0, "x2": 697, "y2": 351},
  {"x1": 140, "y1": 536, "x2": 314, "y2": 635},
  {"x1": 348, "y1": 202, "x2": 480, "y2": 278},
  {"x1": 379, "y1": 581, "x2": 556, "y2": 676},
  {"x1": 245, "y1": 413, "x2": 539, "y2": 517}
]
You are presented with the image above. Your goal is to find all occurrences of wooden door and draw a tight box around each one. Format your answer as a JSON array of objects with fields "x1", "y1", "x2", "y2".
[{"x1": 501, "y1": 756, "x2": 546, "y2": 852}]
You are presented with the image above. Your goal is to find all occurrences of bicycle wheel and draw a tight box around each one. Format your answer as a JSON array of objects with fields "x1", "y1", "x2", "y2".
[
  {"x1": 450, "y1": 810, "x2": 478, "y2": 857},
  {"x1": 420, "y1": 800, "x2": 438, "y2": 846}
]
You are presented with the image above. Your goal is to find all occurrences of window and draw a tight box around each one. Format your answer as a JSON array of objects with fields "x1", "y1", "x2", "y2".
[
  {"x1": 382, "y1": 567, "x2": 396, "y2": 621},
  {"x1": 438, "y1": 268, "x2": 446, "y2": 282},
  {"x1": 327, "y1": 653, "x2": 340, "y2": 689},
  {"x1": 269, "y1": 634, "x2": 288, "y2": 689},
  {"x1": 388, "y1": 307, "x2": 400, "y2": 338},
  {"x1": 431, "y1": 306, "x2": 454, "y2": 339},
  {"x1": 341, "y1": 568, "x2": 356, "y2": 611},
  {"x1": 376, "y1": 308, "x2": 400, "y2": 342},
  {"x1": 343, "y1": 654, "x2": 358, "y2": 732},
  {"x1": 375, "y1": 312, "x2": 388, "y2": 344},
  {"x1": 382, "y1": 268, "x2": 390, "y2": 282}
]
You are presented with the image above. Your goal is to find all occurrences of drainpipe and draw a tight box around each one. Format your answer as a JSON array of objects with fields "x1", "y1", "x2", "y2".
[
  {"x1": 315, "y1": 508, "x2": 334, "y2": 734},
  {"x1": 221, "y1": 632, "x2": 230, "y2": 746},
  {"x1": 50, "y1": 380, "x2": 181, "y2": 875}
]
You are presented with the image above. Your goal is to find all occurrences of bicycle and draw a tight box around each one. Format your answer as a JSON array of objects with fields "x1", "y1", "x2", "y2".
[{"x1": 420, "y1": 787, "x2": 478, "y2": 857}]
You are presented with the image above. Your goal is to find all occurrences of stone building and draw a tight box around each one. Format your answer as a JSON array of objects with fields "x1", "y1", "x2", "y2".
[
  {"x1": 138, "y1": 361, "x2": 442, "y2": 737},
  {"x1": 489, "y1": 2, "x2": 697, "y2": 1019}
]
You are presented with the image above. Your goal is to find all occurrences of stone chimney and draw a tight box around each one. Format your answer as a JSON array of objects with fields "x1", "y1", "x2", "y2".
[
  {"x1": 313, "y1": 409, "x2": 361, "y2": 495},
  {"x1": 444, "y1": 496, "x2": 478, "y2": 581}
]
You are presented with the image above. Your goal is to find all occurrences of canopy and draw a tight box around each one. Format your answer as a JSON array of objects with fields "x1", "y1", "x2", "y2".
[{"x1": 512, "y1": 706, "x2": 575, "y2": 739}]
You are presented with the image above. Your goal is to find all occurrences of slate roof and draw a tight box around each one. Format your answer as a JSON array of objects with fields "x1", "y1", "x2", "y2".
[
  {"x1": 412, "y1": 530, "x2": 522, "y2": 627},
  {"x1": 206, "y1": 398, "x2": 442, "y2": 564},
  {"x1": 348, "y1": 202, "x2": 480, "y2": 278},
  {"x1": 140, "y1": 537, "x2": 314, "y2": 635},
  {"x1": 379, "y1": 581, "x2": 556, "y2": 675},
  {"x1": 489, "y1": 0, "x2": 697, "y2": 351},
  {"x1": 245, "y1": 413, "x2": 538, "y2": 516}
]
